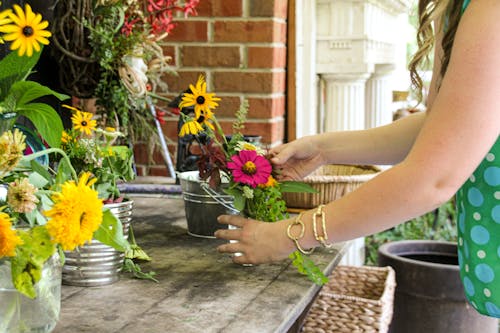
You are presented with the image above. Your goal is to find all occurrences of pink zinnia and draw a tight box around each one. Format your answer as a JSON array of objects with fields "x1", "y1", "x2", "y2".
[{"x1": 227, "y1": 150, "x2": 272, "y2": 188}]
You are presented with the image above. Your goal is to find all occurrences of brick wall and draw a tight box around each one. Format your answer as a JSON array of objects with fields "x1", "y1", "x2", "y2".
[{"x1": 134, "y1": 0, "x2": 289, "y2": 177}]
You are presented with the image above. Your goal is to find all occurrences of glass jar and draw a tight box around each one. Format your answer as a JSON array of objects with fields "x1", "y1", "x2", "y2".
[{"x1": 0, "y1": 253, "x2": 62, "y2": 333}]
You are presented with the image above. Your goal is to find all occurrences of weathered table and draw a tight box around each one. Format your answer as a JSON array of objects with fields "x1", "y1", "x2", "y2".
[{"x1": 53, "y1": 194, "x2": 350, "y2": 333}]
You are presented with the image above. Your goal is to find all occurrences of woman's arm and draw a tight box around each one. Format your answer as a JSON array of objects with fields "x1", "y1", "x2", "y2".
[{"x1": 216, "y1": 0, "x2": 500, "y2": 264}]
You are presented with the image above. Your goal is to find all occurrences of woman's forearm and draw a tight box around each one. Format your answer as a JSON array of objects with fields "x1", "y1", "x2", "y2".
[{"x1": 313, "y1": 112, "x2": 426, "y2": 165}]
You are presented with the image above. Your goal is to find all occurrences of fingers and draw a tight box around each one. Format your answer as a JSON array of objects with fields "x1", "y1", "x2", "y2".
[
  {"x1": 217, "y1": 214, "x2": 246, "y2": 228},
  {"x1": 214, "y1": 227, "x2": 242, "y2": 241},
  {"x1": 269, "y1": 144, "x2": 293, "y2": 166}
]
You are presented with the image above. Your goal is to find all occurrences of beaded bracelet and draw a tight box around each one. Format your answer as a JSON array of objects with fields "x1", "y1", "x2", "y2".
[
  {"x1": 312, "y1": 204, "x2": 334, "y2": 248},
  {"x1": 286, "y1": 212, "x2": 314, "y2": 255}
]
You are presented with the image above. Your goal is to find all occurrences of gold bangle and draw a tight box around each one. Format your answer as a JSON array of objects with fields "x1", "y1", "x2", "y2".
[
  {"x1": 312, "y1": 204, "x2": 334, "y2": 248},
  {"x1": 286, "y1": 212, "x2": 314, "y2": 255}
]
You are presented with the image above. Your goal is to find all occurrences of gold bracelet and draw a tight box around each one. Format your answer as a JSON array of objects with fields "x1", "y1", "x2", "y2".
[
  {"x1": 286, "y1": 212, "x2": 314, "y2": 255},
  {"x1": 312, "y1": 205, "x2": 334, "y2": 248}
]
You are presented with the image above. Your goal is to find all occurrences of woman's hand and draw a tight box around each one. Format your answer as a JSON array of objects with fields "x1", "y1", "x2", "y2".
[
  {"x1": 269, "y1": 136, "x2": 325, "y2": 181},
  {"x1": 214, "y1": 215, "x2": 294, "y2": 265}
]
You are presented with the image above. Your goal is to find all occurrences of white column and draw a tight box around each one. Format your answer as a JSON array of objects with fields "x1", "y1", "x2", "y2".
[
  {"x1": 322, "y1": 73, "x2": 370, "y2": 132},
  {"x1": 365, "y1": 67, "x2": 394, "y2": 128}
]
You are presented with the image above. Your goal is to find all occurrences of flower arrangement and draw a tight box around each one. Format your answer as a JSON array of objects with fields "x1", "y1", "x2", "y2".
[
  {"x1": 178, "y1": 76, "x2": 328, "y2": 285},
  {"x1": 0, "y1": 2, "x2": 143, "y2": 307},
  {"x1": 60, "y1": 104, "x2": 135, "y2": 203},
  {"x1": 52, "y1": 0, "x2": 200, "y2": 143}
]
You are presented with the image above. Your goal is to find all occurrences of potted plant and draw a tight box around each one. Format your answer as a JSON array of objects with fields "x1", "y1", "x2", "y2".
[{"x1": 175, "y1": 75, "x2": 326, "y2": 285}]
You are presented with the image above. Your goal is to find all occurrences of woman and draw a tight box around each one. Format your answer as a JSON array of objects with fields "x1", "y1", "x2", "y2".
[{"x1": 215, "y1": 0, "x2": 500, "y2": 318}]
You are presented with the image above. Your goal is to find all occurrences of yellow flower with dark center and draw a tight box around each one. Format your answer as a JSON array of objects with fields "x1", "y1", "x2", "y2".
[
  {"x1": 179, "y1": 75, "x2": 221, "y2": 119},
  {"x1": 0, "y1": 210, "x2": 23, "y2": 257},
  {"x1": 7, "y1": 177, "x2": 39, "y2": 213},
  {"x1": 179, "y1": 120, "x2": 204, "y2": 137},
  {"x1": 71, "y1": 110, "x2": 97, "y2": 135},
  {"x1": 0, "y1": 4, "x2": 51, "y2": 57},
  {"x1": 44, "y1": 172, "x2": 103, "y2": 251}
]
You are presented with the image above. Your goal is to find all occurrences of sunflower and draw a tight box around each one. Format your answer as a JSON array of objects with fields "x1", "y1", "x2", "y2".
[
  {"x1": 71, "y1": 110, "x2": 97, "y2": 135},
  {"x1": 0, "y1": 210, "x2": 23, "y2": 257},
  {"x1": 44, "y1": 172, "x2": 103, "y2": 251},
  {"x1": 179, "y1": 120, "x2": 204, "y2": 137},
  {"x1": 227, "y1": 150, "x2": 272, "y2": 188},
  {"x1": 0, "y1": 4, "x2": 51, "y2": 57},
  {"x1": 179, "y1": 75, "x2": 221, "y2": 119}
]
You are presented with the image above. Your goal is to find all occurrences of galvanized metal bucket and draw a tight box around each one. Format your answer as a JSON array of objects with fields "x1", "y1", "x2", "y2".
[
  {"x1": 62, "y1": 200, "x2": 133, "y2": 287},
  {"x1": 178, "y1": 171, "x2": 237, "y2": 238}
]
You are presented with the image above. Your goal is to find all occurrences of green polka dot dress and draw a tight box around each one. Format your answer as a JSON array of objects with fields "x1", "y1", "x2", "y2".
[
  {"x1": 454, "y1": 0, "x2": 499, "y2": 318},
  {"x1": 456, "y1": 136, "x2": 500, "y2": 318}
]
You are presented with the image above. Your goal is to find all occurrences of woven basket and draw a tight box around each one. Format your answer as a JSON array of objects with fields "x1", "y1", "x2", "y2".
[
  {"x1": 283, "y1": 165, "x2": 381, "y2": 209},
  {"x1": 301, "y1": 265, "x2": 396, "y2": 333}
]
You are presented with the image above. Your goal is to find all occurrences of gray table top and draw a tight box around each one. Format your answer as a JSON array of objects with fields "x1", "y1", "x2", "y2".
[{"x1": 53, "y1": 194, "x2": 349, "y2": 333}]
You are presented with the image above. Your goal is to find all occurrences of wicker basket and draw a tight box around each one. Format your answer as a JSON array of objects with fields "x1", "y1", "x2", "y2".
[
  {"x1": 301, "y1": 265, "x2": 396, "y2": 333},
  {"x1": 283, "y1": 165, "x2": 381, "y2": 209}
]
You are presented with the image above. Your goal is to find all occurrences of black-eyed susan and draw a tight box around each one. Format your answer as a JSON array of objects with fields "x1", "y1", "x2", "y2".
[
  {"x1": 179, "y1": 119, "x2": 204, "y2": 137},
  {"x1": 0, "y1": 210, "x2": 23, "y2": 257},
  {"x1": 44, "y1": 172, "x2": 103, "y2": 251},
  {"x1": 71, "y1": 110, "x2": 97, "y2": 136},
  {"x1": 179, "y1": 75, "x2": 221, "y2": 119},
  {"x1": 0, "y1": 4, "x2": 51, "y2": 57}
]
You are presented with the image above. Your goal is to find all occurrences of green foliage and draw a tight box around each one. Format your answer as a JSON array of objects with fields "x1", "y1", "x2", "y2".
[
  {"x1": 93, "y1": 208, "x2": 130, "y2": 253},
  {"x1": 364, "y1": 200, "x2": 457, "y2": 265},
  {"x1": 11, "y1": 226, "x2": 55, "y2": 298},
  {"x1": 289, "y1": 251, "x2": 329, "y2": 286}
]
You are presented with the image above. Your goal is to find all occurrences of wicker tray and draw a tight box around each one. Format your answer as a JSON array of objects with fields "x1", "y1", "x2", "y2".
[
  {"x1": 301, "y1": 265, "x2": 396, "y2": 333},
  {"x1": 283, "y1": 165, "x2": 381, "y2": 209}
]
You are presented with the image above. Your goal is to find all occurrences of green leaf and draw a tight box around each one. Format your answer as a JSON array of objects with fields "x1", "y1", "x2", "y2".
[
  {"x1": 29, "y1": 160, "x2": 51, "y2": 184},
  {"x1": 11, "y1": 226, "x2": 56, "y2": 298},
  {"x1": 280, "y1": 181, "x2": 318, "y2": 193},
  {"x1": 223, "y1": 187, "x2": 245, "y2": 212},
  {"x1": 0, "y1": 50, "x2": 41, "y2": 101},
  {"x1": 93, "y1": 208, "x2": 130, "y2": 252},
  {"x1": 10, "y1": 80, "x2": 68, "y2": 106},
  {"x1": 289, "y1": 251, "x2": 328, "y2": 286},
  {"x1": 16, "y1": 103, "x2": 63, "y2": 148}
]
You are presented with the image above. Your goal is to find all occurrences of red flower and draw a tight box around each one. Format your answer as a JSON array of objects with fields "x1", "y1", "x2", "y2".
[{"x1": 227, "y1": 150, "x2": 272, "y2": 188}]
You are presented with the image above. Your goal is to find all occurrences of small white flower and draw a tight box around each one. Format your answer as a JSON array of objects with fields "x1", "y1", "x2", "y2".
[{"x1": 242, "y1": 186, "x2": 254, "y2": 199}]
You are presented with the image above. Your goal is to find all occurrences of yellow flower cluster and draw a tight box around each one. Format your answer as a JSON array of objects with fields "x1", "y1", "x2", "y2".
[
  {"x1": 44, "y1": 172, "x2": 103, "y2": 251},
  {"x1": 0, "y1": 210, "x2": 22, "y2": 257}
]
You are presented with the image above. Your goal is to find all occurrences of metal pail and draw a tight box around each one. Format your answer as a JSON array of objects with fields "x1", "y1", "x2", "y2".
[
  {"x1": 62, "y1": 200, "x2": 133, "y2": 286},
  {"x1": 178, "y1": 171, "x2": 235, "y2": 238}
]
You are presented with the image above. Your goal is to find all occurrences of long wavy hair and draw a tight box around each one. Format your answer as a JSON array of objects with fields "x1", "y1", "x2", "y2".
[{"x1": 408, "y1": 0, "x2": 465, "y2": 103}]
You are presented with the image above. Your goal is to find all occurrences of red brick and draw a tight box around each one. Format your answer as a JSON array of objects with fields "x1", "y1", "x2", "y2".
[
  {"x1": 161, "y1": 71, "x2": 206, "y2": 94},
  {"x1": 218, "y1": 119, "x2": 284, "y2": 145},
  {"x1": 247, "y1": 96, "x2": 285, "y2": 118},
  {"x1": 213, "y1": 96, "x2": 243, "y2": 118},
  {"x1": 214, "y1": 21, "x2": 286, "y2": 43},
  {"x1": 213, "y1": 71, "x2": 286, "y2": 94},
  {"x1": 135, "y1": 165, "x2": 146, "y2": 176},
  {"x1": 197, "y1": 0, "x2": 243, "y2": 17},
  {"x1": 160, "y1": 45, "x2": 177, "y2": 66},
  {"x1": 148, "y1": 165, "x2": 170, "y2": 177},
  {"x1": 166, "y1": 20, "x2": 208, "y2": 42},
  {"x1": 248, "y1": 46, "x2": 286, "y2": 68},
  {"x1": 182, "y1": 46, "x2": 241, "y2": 67},
  {"x1": 250, "y1": 0, "x2": 288, "y2": 19}
]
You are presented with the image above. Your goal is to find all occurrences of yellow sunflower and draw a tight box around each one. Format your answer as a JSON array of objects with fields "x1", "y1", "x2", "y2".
[
  {"x1": 179, "y1": 120, "x2": 204, "y2": 137},
  {"x1": 0, "y1": 4, "x2": 51, "y2": 57},
  {"x1": 71, "y1": 110, "x2": 97, "y2": 135},
  {"x1": 44, "y1": 172, "x2": 103, "y2": 251},
  {"x1": 179, "y1": 75, "x2": 221, "y2": 119},
  {"x1": 0, "y1": 210, "x2": 23, "y2": 257}
]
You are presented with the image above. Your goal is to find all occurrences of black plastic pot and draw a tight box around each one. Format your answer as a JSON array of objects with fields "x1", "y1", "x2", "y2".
[{"x1": 378, "y1": 240, "x2": 498, "y2": 333}]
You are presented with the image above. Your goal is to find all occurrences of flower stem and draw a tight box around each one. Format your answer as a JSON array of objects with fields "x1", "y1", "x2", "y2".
[{"x1": 22, "y1": 148, "x2": 78, "y2": 180}]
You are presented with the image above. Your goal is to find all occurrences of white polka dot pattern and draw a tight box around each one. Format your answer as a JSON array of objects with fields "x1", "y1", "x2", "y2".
[{"x1": 456, "y1": 139, "x2": 500, "y2": 318}]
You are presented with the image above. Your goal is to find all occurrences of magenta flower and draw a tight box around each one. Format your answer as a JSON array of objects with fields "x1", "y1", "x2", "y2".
[{"x1": 227, "y1": 150, "x2": 272, "y2": 188}]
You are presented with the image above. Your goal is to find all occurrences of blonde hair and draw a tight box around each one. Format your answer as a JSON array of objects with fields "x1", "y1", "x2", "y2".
[{"x1": 408, "y1": 0, "x2": 465, "y2": 103}]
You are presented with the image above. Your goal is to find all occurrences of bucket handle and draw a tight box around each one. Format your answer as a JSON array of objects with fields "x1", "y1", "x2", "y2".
[{"x1": 200, "y1": 183, "x2": 240, "y2": 214}]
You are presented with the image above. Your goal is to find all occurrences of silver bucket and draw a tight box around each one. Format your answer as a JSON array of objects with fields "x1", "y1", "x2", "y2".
[
  {"x1": 178, "y1": 171, "x2": 237, "y2": 238},
  {"x1": 62, "y1": 200, "x2": 133, "y2": 287}
]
